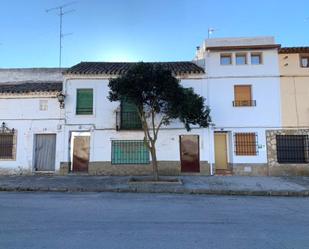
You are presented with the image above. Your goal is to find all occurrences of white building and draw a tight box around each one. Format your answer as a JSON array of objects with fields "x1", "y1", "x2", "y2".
[
  {"x1": 198, "y1": 36, "x2": 281, "y2": 175},
  {"x1": 0, "y1": 68, "x2": 65, "y2": 174},
  {"x1": 60, "y1": 62, "x2": 211, "y2": 175}
]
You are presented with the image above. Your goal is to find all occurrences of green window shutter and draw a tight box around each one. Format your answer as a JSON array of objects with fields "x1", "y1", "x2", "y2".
[
  {"x1": 76, "y1": 89, "x2": 93, "y2": 115},
  {"x1": 120, "y1": 100, "x2": 142, "y2": 129},
  {"x1": 111, "y1": 140, "x2": 149, "y2": 164}
]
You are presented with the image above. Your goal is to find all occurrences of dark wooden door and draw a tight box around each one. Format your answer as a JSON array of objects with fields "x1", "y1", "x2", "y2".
[
  {"x1": 34, "y1": 134, "x2": 56, "y2": 171},
  {"x1": 180, "y1": 135, "x2": 200, "y2": 172},
  {"x1": 72, "y1": 136, "x2": 90, "y2": 172}
]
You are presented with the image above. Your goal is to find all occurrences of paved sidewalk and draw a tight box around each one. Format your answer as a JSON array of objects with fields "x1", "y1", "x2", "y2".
[{"x1": 1, "y1": 175, "x2": 309, "y2": 196}]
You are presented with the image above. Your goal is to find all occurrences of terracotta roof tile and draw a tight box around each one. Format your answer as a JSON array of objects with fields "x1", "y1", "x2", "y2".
[
  {"x1": 0, "y1": 82, "x2": 62, "y2": 94},
  {"x1": 65, "y1": 62, "x2": 205, "y2": 75},
  {"x1": 279, "y1": 47, "x2": 309, "y2": 54}
]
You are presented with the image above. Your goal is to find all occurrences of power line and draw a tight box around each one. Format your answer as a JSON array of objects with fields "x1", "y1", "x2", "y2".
[{"x1": 46, "y1": 1, "x2": 76, "y2": 68}]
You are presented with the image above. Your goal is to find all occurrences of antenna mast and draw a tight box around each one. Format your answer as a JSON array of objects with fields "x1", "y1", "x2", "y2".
[{"x1": 46, "y1": 2, "x2": 76, "y2": 68}]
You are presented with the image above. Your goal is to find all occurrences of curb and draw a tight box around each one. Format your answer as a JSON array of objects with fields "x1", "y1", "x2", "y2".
[{"x1": 1, "y1": 186, "x2": 309, "y2": 197}]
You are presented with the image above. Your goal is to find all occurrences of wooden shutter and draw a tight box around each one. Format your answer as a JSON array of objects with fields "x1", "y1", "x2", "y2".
[
  {"x1": 235, "y1": 133, "x2": 257, "y2": 156},
  {"x1": 76, "y1": 89, "x2": 93, "y2": 115},
  {"x1": 234, "y1": 85, "x2": 252, "y2": 106}
]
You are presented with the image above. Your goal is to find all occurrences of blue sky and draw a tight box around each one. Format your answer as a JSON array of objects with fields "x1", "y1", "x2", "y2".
[{"x1": 0, "y1": 0, "x2": 308, "y2": 68}]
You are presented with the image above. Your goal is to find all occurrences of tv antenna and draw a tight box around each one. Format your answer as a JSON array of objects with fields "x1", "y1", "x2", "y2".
[
  {"x1": 208, "y1": 28, "x2": 217, "y2": 39},
  {"x1": 46, "y1": 2, "x2": 76, "y2": 68}
]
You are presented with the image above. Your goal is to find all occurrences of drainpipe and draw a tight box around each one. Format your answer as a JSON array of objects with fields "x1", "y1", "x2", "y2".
[{"x1": 205, "y1": 50, "x2": 215, "y2": 176}]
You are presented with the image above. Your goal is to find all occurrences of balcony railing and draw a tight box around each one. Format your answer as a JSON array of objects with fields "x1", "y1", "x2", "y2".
[
  {"x1": 116, "y1": 111, "x2": 142, "y2": 130},
  {"x1": 232, "y1": 100, "x2": 256, "y2": 107}
]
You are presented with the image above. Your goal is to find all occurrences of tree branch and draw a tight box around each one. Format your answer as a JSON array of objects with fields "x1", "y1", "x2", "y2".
[{"x1": 138, "y1": 110, "x2": 152, "y2": 150}]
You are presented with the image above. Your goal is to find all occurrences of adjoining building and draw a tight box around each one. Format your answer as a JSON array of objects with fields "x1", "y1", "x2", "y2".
[
  {"x1": 0, "y1": 68, "x2": 65, "y2": 174},
  {"x1": 196, "y1": 36, "x2": 281, "y2": 175},
  {"x1": 265, "y1": 47, "x2": 309, "y2": 176},
  {"x1": 60, "y1": 62, "x2": 211, "y2": 176}
]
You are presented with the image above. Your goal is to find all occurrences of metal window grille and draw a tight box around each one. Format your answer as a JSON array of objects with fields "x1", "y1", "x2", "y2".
[
  {"x1": 232, "y1": 100, "x2": 256, "y2": 107},
  {"x1": 116, "y1": 111, "x2": 142, "y2": 130},
  {"x1": 0, "y1": 134, "x2": 14, "y2": 159},
  {"x1": 111, "y1": 140, "x2": 149, "y2": 164},
  {"x1": 234, "y1": 132, "x2": 258, "y2": 156},
  {"x1": 276, "y1": 135, "x2": 309, "y2": 163}
]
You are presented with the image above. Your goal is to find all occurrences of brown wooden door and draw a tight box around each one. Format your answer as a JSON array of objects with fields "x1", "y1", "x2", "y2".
[
  {"x1": 72, "y1": 136, "x2": 90, "y2": 172},
  {"x1": 180, "y1": 135, "x2": 200, "y2": 172},
  {"x1": 214, "y1": 133, "x2": 228, "y2": 170}
]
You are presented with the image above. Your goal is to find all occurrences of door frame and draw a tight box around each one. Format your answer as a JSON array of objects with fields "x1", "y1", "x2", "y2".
[
  {"x1": 179, "y1": 134, "x2": 200, "y2": 173},
  {"x1": 33, "y1": 133, "x2": 57, "y2": 172},
  {"x1": 70, "y1": 131, "x2": 91, "y2": 172},
  {"x1": 214, "y1": 131, "x2": 229, "y2": 170}
]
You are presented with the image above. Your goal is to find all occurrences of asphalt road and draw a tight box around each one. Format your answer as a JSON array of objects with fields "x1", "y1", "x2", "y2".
[{"x1": 0, "y1": 192, "x2": 309, "y2": 249}]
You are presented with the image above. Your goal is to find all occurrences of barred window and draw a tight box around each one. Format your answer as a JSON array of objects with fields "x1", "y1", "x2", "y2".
[
  {"x1": 111, "y1": 140, "x2": 149, "y2": 164},
  {"x1": 234, "y1": 133, "x2": 258, "y2": 156},
  {"x1": 0, "y1": 134, "x2": 14, "y2": 159},
  {"x1": 276, "y1": 135, "x2": 309, "y2": 164}
]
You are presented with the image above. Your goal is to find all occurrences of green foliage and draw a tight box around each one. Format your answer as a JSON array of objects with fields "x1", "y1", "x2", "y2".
[{"x1": 108, "y1": 62, "x2": 211, "y2": 131}]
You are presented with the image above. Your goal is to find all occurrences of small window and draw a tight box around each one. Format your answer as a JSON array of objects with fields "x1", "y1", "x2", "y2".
[
  {"x1": 220, "y1": 54, "x2": 232, "y2": 65},
  {"x1": 233, "y1": 85, "x2": 256, "y2": 107},
  {"x1": 276, "y1": 135, "x2": 309, "y2": 163},
  {"x1": 111, "y1": 140, "x2": 149, "y2": 164},
  {"x1": 300, "y1": 56, "x2": 309, "y2": 68},
  {"x1": 76, "y1": 89, "x2": 93, "y2": 115},
  {"x1": 234, "y1": 133, "x2": 258, "y2": 156},
  {"x1": 0, "y1": 133, "x2": 15, "y2": 159},
  {"x1": 39, "y1": 100, "x2": 48, "y2": 111},
  {"x1": 236, "y1": 53, "x2": 247, "y2": 65},
  {"x1": 251, "y1": 53, "x2": 262, "y2": 65}
]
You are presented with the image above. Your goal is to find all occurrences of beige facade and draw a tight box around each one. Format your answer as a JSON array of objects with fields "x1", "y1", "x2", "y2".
[{"x1": 279, "y1": 49, "x2": 309, "y2": 127}]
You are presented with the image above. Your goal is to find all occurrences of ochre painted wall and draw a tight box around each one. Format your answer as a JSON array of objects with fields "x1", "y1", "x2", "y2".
[{"x1": 279, "y1": 53, "x2": 309, "y2": 127}]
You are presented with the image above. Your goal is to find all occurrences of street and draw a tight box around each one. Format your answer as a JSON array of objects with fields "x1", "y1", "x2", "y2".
[{"x1": 0, "y1": 192, "x2": 308, "y2": 249}]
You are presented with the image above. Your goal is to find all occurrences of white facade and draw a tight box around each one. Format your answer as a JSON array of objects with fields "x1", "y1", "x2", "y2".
[
  {"x1": 62, "y1": 75, "x2": 211, "y2": 171},
  {"x1": 201, "y1": 37, "x2": 281, "y2": 171},
  {"x1": 0, "y1": 69, "x2": 64, "y2": 174}
]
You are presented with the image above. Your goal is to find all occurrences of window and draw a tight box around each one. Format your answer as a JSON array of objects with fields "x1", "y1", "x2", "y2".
[
  {"x1": 300, "y1": 56, "x2": 309, "y2": 68},
  {"x1": 111, "y1": 140, "x2": 149, "y2": 164},
  {"x1": 234, "y1": 133, "x2": 258, "y2": 156},
  {"x1": 0, "y1": 133, "x2": 15, "y2": 159},
  {"x1": 76, "y1": 89, "x2": 93, "y2": 115},
  {"x1": 220, "y1": 54, "x2": 232, "y2": 65},
  {"x1": 251, "y1": 53, "x2": 262, "y2": 65},
  {"x1": 236, "y1": 53, "x2": 247, "y2": 65},
  {"x1": 276, "y1": 135, "x2": 309, "y2": 163},
  {"x1": 117, "y1": 100, "x2": 142, "y2": 130},
  {"x1": 39, "y1": 100, "x2": 48, "y2": 111},
  {"x1": 233, "y1": 85, "x2": 256, "y2": 107}
]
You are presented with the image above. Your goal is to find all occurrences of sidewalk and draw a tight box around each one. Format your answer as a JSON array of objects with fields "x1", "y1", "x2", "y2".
[{"x1": 1, "y1": 175, "x2": 309, "y2": 196}]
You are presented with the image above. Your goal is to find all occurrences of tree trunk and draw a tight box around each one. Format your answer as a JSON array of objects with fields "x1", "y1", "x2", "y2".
[{"x1": 150, "y1": 146, "x2": 159, "y2": 181}]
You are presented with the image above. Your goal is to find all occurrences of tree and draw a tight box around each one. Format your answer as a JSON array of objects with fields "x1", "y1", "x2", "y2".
[{"x1": 108, "y1": 62, "x2": 211, "y2": 181}]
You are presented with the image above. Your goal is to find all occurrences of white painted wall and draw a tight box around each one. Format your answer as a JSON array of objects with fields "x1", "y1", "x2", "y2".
[
  {"x1": 0, "y1": 68, "x2": 64, "y2": 83},
  {"x1": 0, "y1": 97, "x2": 65, "y2": 173},
  {"x1": 62, "y1": 76, "x2": 211, "y2": 163},
  {"x1": 206, "y1": 49, "x2": 280, "y2": 77},
  {"x1": 64, "y1": 77, "x2": 208, "y2": 129},
  {"x1": 208, "y1": 77, "x2": 281, "y2": 128}
]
